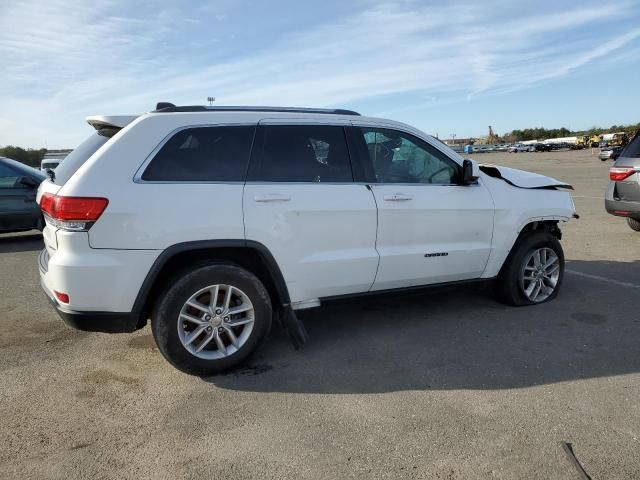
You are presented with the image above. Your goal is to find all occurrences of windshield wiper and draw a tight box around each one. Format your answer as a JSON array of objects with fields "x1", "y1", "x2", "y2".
[{"x1": 46, "y1": 168, "x2": 56, "y2": 182}]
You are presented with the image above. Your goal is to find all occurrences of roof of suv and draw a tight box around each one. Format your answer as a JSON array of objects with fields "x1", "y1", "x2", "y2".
[{"x1": 153, "y1": 103, "x2": 361, "y2": 116}]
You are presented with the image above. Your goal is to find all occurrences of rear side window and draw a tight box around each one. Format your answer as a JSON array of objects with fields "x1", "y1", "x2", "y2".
[
  {"x1": 142, "y1": 126, "x2": 255, "y2": 182},
  {"x1": 250, "y1": 125, "x2": 353, "y2": 182},
  {"x1": 52, "y1": 129, "x2": 117, "y2": 185},
  {"x1": 621, "y1": 132, "x2": 640, "y2": 158}
]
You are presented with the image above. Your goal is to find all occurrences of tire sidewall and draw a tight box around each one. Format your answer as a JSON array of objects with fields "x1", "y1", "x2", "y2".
[
  {"x1": 152, "y1": 264, "x2": 272, "y2": 376},
  {"x1": 627, "y1": 218, "x2": 640, "y2": 232}
]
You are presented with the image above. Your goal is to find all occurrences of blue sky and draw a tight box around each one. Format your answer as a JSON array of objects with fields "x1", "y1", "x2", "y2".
[{"x1": 1, "y1": 0, "x2": 639, "y2": 148}]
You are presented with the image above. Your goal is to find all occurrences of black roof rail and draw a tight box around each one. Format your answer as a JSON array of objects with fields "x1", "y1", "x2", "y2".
[{"x1": 152, "y1": 103, "x2": 360, "y2": 116}]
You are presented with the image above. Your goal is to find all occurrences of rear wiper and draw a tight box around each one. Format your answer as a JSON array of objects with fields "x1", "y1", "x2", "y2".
[{"x1": 46, "y1": 168, "x2": 56, "y2": 182}]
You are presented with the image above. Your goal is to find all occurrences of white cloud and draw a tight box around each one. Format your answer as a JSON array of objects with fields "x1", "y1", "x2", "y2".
[{"x1": 0, "y1": 0, "x2": 638, "y2": 147}]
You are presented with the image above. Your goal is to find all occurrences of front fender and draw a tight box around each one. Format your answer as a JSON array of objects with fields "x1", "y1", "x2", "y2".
[{"x1": 481, "y1": 175, "x2": 575, "y2": 278}]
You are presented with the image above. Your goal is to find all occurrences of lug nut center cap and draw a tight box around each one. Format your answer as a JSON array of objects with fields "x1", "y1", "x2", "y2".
[{"x1": 211, "y1": 317, "x2": 222, "y2": 327}]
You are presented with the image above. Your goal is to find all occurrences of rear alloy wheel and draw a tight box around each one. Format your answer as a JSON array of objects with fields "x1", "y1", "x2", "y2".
[
  {"x1": 627, "y1": 218, "x2": 640, "y2": 232},
  {"x1": 152, "y1": 264, "x2": 272, "y2": 376},
  {"x1": 495, "y1": 231, "x2": 564, "y2": 306}
]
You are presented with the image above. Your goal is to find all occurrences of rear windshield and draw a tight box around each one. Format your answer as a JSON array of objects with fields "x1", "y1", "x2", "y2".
[
  {"x1": 621, "y1": 132, "x2": 640, "y2": 158},
  {"x1": 51, "y1": 128, "x2": 119, "y2": 185}
]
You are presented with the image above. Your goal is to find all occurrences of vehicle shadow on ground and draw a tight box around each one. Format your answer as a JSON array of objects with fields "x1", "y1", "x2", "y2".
[
  {"x1": 207, "y1": 259, "x2": 640, "y2": 393},
  {"x1": 0, "y1": 232, "x2": 43, "y2": 254}
]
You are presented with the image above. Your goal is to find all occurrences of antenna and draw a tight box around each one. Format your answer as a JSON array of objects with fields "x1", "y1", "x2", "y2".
[{"x1": 207, "y1": 96, "x2": 216, "y2": 106}]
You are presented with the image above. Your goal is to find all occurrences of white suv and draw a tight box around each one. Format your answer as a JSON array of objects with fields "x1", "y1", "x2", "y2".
[{"x1": 37, "y1": 103, "x2": 576, "y2": 375}]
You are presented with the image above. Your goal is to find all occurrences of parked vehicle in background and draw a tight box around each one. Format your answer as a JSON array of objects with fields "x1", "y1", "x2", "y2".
[
  {"x1": 533, "y1": 143, "x2": 552, "y2": 152},
  {"x1": 40, "y1": 159, "x2": 62, "y2": 172},
  {"x1": 605, "y1": 134, "x2": 640, "y2": 231},
  {"x1": 0, "y1": 157, "x2": 46, "y2": 233},
  {"x1": 37, "y1": 103, "x2": 576, "y2": 376},
  {"x1": 40, "y1": 151, "x2": 70, "y2": 172},
  {"x1": 599, "y1": 146, "x2": 624, "y2": 161},
  {"x1": 509, "y1": 144, "x2": 528, "y2": 152}
]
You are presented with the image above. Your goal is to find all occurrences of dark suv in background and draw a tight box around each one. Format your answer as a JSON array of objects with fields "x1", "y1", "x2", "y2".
[{"x1": 605, "y1": 133, "x2": 640, "y2": 231}]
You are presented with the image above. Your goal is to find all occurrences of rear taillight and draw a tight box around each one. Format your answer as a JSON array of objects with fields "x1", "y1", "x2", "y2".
[
  {"x1": 609, "y1": 167, "x2": 636, "y2": 182},
  {"x1": 40, "y1": 193, "x2": 108, "y2": 231}
]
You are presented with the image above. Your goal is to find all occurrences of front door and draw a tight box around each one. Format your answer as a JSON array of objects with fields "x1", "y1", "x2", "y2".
[
  {"x1": 350, "y1": 126, "x2": 495, "y2": 291},
  {"x1": 243, "y1": 121, "x2": 379, "y2": 305}
]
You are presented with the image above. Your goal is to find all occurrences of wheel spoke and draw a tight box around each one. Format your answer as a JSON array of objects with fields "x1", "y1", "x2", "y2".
[
  {"x1": 180, "y1": 312, "x2": 206, "y2": 325},
  {"x1": 531, "y1": 280, "x2": 542, "y2": 300},
  {"x1": 228, "y1": 317, "x2": 254, "y2": 327},
  {"x1": 213, "y1": 332, "x2": 227, "y2": 355},
  {"x1": 228, "y1": 304, "x2": 252, "y2": 315},
  {"x1": 224, "y1": 327, "x2": 239, "y2": 348},
  {"x1": 524, "y1": 265, "x2": 537, "y2": 272},
  {"x1": 525, "y1": 280, "x2": 537, "y2": 297},
  {"x1": 195, "y1": 331, "x2": 215, "y2": 353},
  {"x1": 186, "y1": 300, "x2": 210, "y2": 314},
  {"x1": 208, "y1": 285, "x2": 220, "y2": 309},
  {"x1": 545, "y1": 263, "x2": 560, "y2": 275},
  {"x1": 543, "y1": 254, "x2": 558, "y2": 269},
  {"x1": 533, "y1": 250, "x2": 542, "y2": 268},
  {"x1": 184, "y1": 325, "x2": 207, "y2": 346},
  {"x1": 222, "y1": 286, "x2": 234, "y2": 310}
]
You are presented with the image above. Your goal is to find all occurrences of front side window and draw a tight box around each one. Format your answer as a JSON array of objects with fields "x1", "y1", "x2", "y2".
[
  {"x1": 252, "y1": 125, "x2": 353, "y2": 182},
  {"x1": 142, "y1": 126, "x2": 255, "y2": 181},
  {"x1": 0, "y1": 163, "x2": 20, "y2": 189},
  {"x1": 358, "y1": 128, "x2": 459, "y2": 184}
]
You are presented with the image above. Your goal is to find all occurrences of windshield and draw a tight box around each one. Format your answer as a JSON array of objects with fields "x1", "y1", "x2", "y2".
[
  {"x1": 1, "y1": 157, "x2": 46, "y2": 180},
  {"x1": 51, "y1": 130, "x2": 115, "y2": 185}
]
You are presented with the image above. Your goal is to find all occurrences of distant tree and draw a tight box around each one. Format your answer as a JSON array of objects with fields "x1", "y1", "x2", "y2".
[
  {"x1": 0, "y1": 146, "x2": 47, "y2": 168},
  {"x1": 504, "y1": 122, "x2": 640, "y2": 141}
]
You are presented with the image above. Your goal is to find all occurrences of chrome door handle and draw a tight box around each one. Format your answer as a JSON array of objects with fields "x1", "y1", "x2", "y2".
[
  {"x1": 254, "y1": 194, "x2": 291, "y2": 202},
  {"x1": 383, "y1": 193, "x2": 412, "y2": 201}
]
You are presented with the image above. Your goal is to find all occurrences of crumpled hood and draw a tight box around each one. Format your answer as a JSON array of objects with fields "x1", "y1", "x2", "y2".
[{"x1": 479, "y1": 164, "x2": 573, "y2": 190}]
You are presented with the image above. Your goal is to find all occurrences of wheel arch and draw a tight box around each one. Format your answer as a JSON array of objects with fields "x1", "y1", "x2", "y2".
[
  {"x1": 132, "y1": 240, "x2": 290, "y2": 326},
  {"x1": 496, "y1": 219, "x2": 563, "y2": 276}
]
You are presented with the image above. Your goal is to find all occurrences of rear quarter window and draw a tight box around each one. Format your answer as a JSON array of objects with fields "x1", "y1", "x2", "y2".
[
  {"x1": 141, "y1": 126, "x2": 255, "y2": 182},
  {"x1": 52, "y1": 128, "x2": 118, "y2": 185}
]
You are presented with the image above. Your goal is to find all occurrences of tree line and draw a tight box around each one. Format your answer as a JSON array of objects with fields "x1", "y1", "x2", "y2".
[
  {"x1": 0, "y1": 146, "x2": 47, "y2": 168},
  {"x1": 504, "y1": 122, "x2": 640, "y2": 142}
]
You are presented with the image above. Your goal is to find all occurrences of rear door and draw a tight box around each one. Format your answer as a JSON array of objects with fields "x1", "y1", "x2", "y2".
[
  {"x1": 349, "y1": 125, "x2": 495, "y2": 290},
  {"x1": 243, "y1": 120, "x2": 379, "y2": 306}
]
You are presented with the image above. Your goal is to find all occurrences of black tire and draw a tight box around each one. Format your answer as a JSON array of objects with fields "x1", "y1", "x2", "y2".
[
  {"x1": 495, "y1": 231, "x2": 565, "y2": 306},
  {"x1": 151, "y1": 264, "x2": 272, "y2": 376},
  {"x1": 627, "y1": 218, "x2": 640, "y2": 232}
]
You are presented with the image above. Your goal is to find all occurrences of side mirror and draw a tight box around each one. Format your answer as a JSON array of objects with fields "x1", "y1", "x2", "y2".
[
  {"x1": 19, "y1": 176, "x2": 39, "y2": 188},
  {"x1": 461, "y1": 159, "x2": 479, "y2": 185}
]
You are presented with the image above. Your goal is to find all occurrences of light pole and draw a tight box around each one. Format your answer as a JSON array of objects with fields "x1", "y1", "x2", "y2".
[
  {"x1": 451, "y1": 133, "x2": 456, "y2": 145},
  {"x1": 207, "y1": 96, "x2": 216, "y2": 106}
]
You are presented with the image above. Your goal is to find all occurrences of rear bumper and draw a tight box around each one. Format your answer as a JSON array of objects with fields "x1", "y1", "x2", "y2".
[
  {"x1": 605, "y1": 198, "x2": 640, "y2": 217},
  {"x1": 40, "y1": 276, "x2": 142, "y2": 333}
]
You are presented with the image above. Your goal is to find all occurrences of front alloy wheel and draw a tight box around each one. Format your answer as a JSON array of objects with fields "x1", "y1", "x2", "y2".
[{"x1": 520, "y1": 247, "x2": 560, "y2": 303}]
